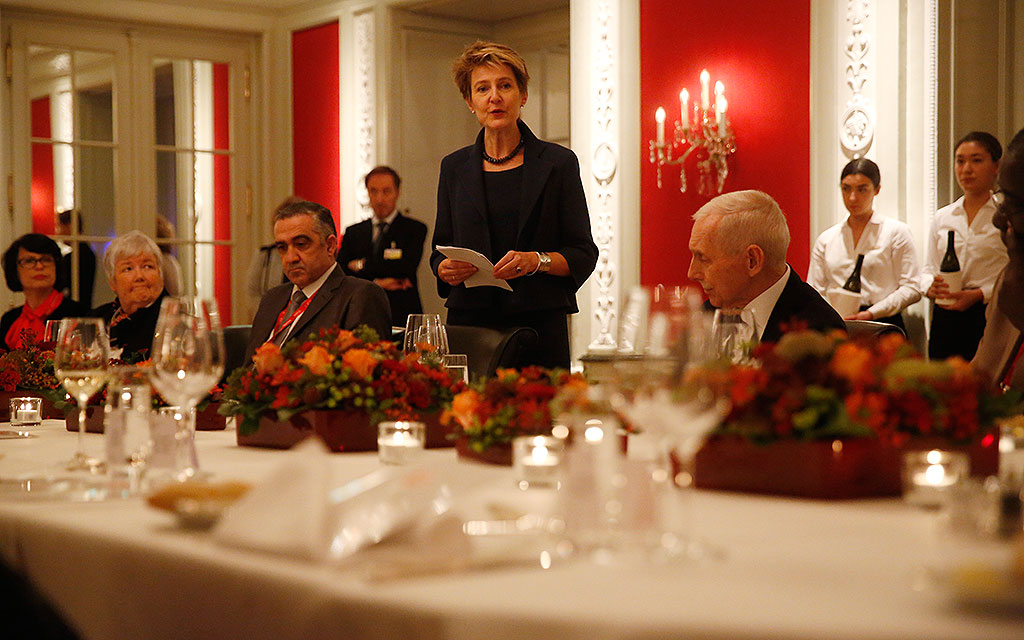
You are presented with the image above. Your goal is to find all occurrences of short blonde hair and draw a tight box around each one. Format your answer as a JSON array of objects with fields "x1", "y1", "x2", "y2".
[
  {"x1": 693, "y1": 190, "x2": 791, "y2": 270},
  {"x1": 451, "y1": 41, "x2": 529, "y2": 100}
]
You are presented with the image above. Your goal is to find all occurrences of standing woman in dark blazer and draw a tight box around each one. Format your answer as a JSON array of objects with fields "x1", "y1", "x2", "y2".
[{"x1": 431, "y1": 41, "x2": 598, "y2": 369}]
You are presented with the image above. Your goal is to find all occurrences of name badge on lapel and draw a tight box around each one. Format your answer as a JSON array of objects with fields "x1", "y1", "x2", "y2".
[{"x1": 383, "y1": 242, "x2": 402, "y2": 260}]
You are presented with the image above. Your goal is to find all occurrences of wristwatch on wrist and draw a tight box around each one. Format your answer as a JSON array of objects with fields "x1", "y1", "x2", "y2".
[{"x1": 535, "y1": 251, "x2": 551, "y2": 274}]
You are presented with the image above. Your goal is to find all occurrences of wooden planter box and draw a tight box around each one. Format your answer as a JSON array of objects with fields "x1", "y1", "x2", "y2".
[
  {"x1": 693, "y1": 435, "x2": 998, "y2": 500},
  {"x1": 0, "y1": 389, "x2": 64, "y2": 421},
  {"x1": 455, "y1": 437, "x2": 513, "y2": 466},
  {"x1": 237, "y1": 409, "x2": 454, "y2": 452},
  {"x1": 65, "y1": 402, "x2": 227, "y2": 434}
]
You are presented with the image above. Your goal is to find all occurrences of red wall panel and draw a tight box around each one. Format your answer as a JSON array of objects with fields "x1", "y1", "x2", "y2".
[
  {"x1": 213, "y1": 63, "x2": 232, "y2": 325},
  {"x1": 291, "y1": 21, "x2": 340, "y2": 234},
  {"x1": 640, "y1": 0, "x2": 811, "y2": 287},
  {"x1": 30, "y1": 97, "x2": 55, "y2": 235}
]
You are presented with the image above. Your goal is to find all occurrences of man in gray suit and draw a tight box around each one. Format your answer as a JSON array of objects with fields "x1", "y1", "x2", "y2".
[{"x1": 244, "y1": 200, "x2": 391, "y2": 364}]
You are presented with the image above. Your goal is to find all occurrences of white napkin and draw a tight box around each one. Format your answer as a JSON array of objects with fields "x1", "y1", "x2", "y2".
[
  {"x1": 212, "y1": 440, "x2": 454, "y2": 564},
  {"x1": 213, "y1": 439, "x2": 334, "y2": 560}
]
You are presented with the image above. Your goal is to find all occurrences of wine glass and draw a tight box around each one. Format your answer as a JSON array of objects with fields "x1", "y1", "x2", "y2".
[
  {"x1": 149, "y1": 298, "x2": 225, "y2": 480},
  {"x1": 54, "y1": 317, "x2": 110, "y2": 471},
  {"x1": 711, "y1": 309, "x2": 755, "y2": 363},
  {"x1": 403, "y1": 314, "x2": 448, "y2": 355}
]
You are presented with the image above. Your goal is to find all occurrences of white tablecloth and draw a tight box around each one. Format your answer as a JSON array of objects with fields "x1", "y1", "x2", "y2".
[{"x1": 0, "y1": 421, "x2": 1021, "y2": 640}]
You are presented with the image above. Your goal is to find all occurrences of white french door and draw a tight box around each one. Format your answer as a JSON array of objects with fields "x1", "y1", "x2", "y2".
[{"x1": 6, "y1": 14, "x2": 253, "y2": 324}]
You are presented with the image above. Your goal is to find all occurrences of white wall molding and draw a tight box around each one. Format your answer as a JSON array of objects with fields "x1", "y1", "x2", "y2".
[{"x1": 571, "y1": 0, "x2": 639, "y2": 357}]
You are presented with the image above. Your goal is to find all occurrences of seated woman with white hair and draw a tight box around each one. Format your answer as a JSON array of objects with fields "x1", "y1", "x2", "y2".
[{"x1": 91, "y1": 230, "x2": 168, "y2": 360}]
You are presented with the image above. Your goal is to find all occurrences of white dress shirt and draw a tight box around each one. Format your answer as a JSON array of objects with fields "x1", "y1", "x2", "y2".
[
  {"x1": 922, "y1": 194, "x2": 1007, "y2": 303},
  {"x1": 743, "y1": 265, "x2": 790, "y2": 340},
  {"x1": 807, "y1": 211, "x2": 922, "y2": 318},
  {"x1": 265, "y1": 262, "x2": 337, "y2": 344}
]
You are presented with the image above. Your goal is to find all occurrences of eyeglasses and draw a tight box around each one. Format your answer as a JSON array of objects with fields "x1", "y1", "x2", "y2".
[{"x1": 17, "y1": 255, "x2": 56, "y2": 268}]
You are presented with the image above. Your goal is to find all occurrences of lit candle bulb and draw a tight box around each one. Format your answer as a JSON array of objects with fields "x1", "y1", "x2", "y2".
[
  {"x1": 714, "y1": 80, "x2": 724, "y2": 98},
  {"x1": 700, "y1": 69, "x2": 710, "y2": 111},
  {"x1": 679, "y1": 88, "x2": 689, "y2": 131},
  {"x1": 655, "y1": 107, "x2": 666, "y2": 146},
  {"x1": 717, "y1": 95, "x2": 728, "y2": 130}
]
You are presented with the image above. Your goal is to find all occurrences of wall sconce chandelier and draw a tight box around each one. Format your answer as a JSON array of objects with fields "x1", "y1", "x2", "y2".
[{"x1": 648, "y1": 69, "x2": 736, "y2": 195}]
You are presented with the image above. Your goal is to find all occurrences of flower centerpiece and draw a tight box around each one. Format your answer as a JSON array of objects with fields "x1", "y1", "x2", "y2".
[
  {"x1": 690, "y1": 330, "x2": 1021, "y2": 498},
  {"x1": 219, "y1": 326, "x2": 464, "y2": 451},
  {"x1": 0, "y1": 335, "x2": 66, "y2": 420},
  {"x1": 444, "y1": 367, "x2": 587, "y2": 464}
]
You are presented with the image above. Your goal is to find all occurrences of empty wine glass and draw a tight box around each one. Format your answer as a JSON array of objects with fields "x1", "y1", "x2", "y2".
[
  {"x1": 711, "y1": 309, "x2": 755, "y2": 363},
  {"x1": 403, "y1": 313, "x2": 448, "y2": 355},
  {"x1": 149, "y1": 298, "x2": 225, "y2": 480},
  {"x1": 54, "y1": 317, "x2": 110, "y2": 472}
]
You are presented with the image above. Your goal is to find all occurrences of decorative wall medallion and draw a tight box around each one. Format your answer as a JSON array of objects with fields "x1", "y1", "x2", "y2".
[{"x1": 592, "y1": 142, "x2": 617, "y2": 184}]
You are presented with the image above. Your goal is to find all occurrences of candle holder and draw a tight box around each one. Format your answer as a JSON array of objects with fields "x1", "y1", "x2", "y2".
[
  {"x1": 377, "y1": 421, "x2": 426, "y2": 465},
  {"x1": 648, "y1": 70, "x2": 736, "y2": 195},
  {"x1": 513, "y1": 435, "x2": 565, "y2": 490},
  {"x1": 902, "y1": 449, "x2": 969, "y2": 509},
  {"x1": 9, "y1": 397, "x2": 42, "y2": 427}
]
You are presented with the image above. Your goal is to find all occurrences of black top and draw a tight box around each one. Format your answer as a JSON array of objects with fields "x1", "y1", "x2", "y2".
[
  {"x1": 91, "y1": 291, "x2": 168, "y2": 361},
  {"x1": 483, "y1": 166, "x2": 524, "y2": 264},
  {"x1": 0, "y1": 296, "x2": 88, "y2": 349},
  {"x1": 430, "y1": 120, "x2": 598, "y2": 314}
]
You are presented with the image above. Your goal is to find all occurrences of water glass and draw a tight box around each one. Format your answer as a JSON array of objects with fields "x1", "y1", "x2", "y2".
[
  {"x1": 104, "y1": 366, "x2": 151, "y2": 491},
  {"x1": 443, "y1": 353, "x2": 469, "y2": 384}
]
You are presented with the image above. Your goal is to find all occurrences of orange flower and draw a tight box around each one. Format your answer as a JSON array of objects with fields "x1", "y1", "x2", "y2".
[
  {"x1": 298, "y1": 345, "x2": 334, "y2": 376},
  {"x1": 252, "y1": 342, "x2": 284, "y2": 376},
  {"x1": 450, "y1": 389, "x2": 480, "y2": 429},
  {"x1": 342, "y1": 348, "x2": 378, "y2": 378},
  {"x1": 415, "y1": 341, "x2": 437, "y2": 353},
  {"x1": 332, "y1": 330, "x2": 358, "y2": 352},
  {"x1": 830, "y1": 342, "x2": 874, "y2": 386}
]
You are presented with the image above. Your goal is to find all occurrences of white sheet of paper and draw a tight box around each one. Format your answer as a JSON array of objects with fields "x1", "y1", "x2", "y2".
[{"x1": 436, "y1": 246, "x2": 513, "y2": 291}]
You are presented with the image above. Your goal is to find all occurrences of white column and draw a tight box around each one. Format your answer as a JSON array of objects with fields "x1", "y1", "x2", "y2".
[
  {"x1": 339, "y1": 4, "x2": 377, "y2": 230},
  {"x1": 571, "y1": 0, "x2": 640, "y2": 358}
]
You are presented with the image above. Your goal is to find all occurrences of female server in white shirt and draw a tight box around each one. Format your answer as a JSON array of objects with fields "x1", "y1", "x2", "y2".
[
  {"x1": 809, "y1": 158, "x2": 922, "y2": 330},
  {"x1": 923, "y1": 131, "x2": 1008, "y2": 361}
]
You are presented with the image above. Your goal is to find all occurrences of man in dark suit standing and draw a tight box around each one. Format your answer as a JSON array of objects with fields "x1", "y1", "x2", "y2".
[
  {"x1": 337, "y1": 166, "x2": 427, "y2": 327},
  {"x1": 688, "y1": 189, "x2": 844, "y2": 343},
  {"x1": 244, "y1": 200, "x2": 391, "y2": 364}
]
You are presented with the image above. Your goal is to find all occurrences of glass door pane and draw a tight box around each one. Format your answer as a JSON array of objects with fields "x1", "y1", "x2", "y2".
[
  {"x1": 152, "y1": 57, "x2": 233, "y2": 321},
  {"x1": 28, "y1": 44, "x2": 116, "y2": 307}
]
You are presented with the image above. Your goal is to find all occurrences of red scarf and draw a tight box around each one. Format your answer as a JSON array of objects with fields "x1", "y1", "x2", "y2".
[{"x1": 5, "y1": 289, "x2": 63, "y2": 349}]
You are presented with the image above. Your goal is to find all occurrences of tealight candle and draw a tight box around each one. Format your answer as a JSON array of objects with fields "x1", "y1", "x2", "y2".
[
  {"x1": 513, "y1": 435, "x2": 565, "y2": 490},
  {"x1": 378, "y1": 421, "x2": 425, "y2": 465},
  {"x1": 9, "y1": 397, "x2": 42, "y2": 427},
  {"x1": 902, "y1": 449, "x2": 969, "y2": 509}
]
